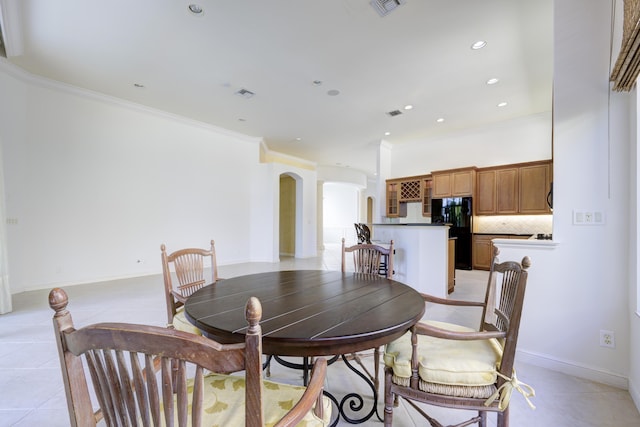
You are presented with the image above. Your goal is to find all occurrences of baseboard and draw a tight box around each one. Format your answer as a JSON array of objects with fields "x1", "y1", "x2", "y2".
[
  {"x1": 630, "y1": 377, "x2": 640, "y2": 413},
  {"x1": 517, "y1": 349, "x2": 629, "y2": 390}
]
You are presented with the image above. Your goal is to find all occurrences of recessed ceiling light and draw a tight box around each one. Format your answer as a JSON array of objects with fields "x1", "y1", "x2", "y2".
[
  {"x1": 312, "y1": 80, "x2": 323, "y2": 86},
  {"x1": 295, "y1": 137, "x2": 302, "y2": 142},
  {"x1": 471, "y1": 40, "x2": 487, "y2": 50},
  {"x1": 133, "y1": 83, "x2": 144, "y2": 88},
  {"x1": 404, "y1": 104, "x2": 413, "y2": 110},
  {"x1": 486, "y1": 78, "x2": 500, "y2": 85},
  {"x1": 497, "y1": 102, "x2": 508, "y2": 107},
  {"x1": 238, "y1": 118, "x2": 246, "y2": 122},
  {"x1": 384, "y1": 132, "x2": 391, "y2": 136},
  {"x1": 327, "y1": 89, "x2": 340, "y2": 96},
  {"x1": 436, "y1": 118, "x2": 445, "y2": 123},
  {"x1": 188, "y1": 4, "x2": 203, "y2": 14}
]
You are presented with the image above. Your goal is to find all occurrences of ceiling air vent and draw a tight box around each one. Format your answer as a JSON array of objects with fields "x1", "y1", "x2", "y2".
[
  {"x1": 235, "y1": 88, "x2": 255, "y2": 99},
  {"x1": 370, "y1": 0, "x2": 405, "y2": 17},
  {"x1": 387, "y1": 109, "x2": 403, "y2": 117}
]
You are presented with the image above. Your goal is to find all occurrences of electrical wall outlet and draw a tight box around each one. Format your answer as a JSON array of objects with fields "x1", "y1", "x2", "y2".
[{"x1": 600, "y1": 330, "x2": 615, "y2": 348}]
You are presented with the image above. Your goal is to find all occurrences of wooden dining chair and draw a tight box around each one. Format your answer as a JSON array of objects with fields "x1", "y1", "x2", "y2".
[
  {"x1": 383, "y1": 247, "x2": 534, "y2": 427},
  {"x1": 49, "y1": 287, "x2": 330, "y2": 427},
  {"x1": 341, "y1": 237, "x2": 395, "y2": 391},
  {"x1": 341, "y1": 237, "x2": 394, "y2": 279},
  {"x1": 161, "y1": 240, "x2": 219, "y2": 335},
  {"x1": 354, "y1": 223, "x2": 371, "y2": 244}
]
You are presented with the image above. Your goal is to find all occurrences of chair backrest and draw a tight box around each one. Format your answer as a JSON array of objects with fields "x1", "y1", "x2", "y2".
[
  {"x1": 341, "y1": 237, "x2": 394, "y2": 279},
  {"x1": 161, "y1": 240, "x2": 218, "y2": 326},
  {"x1": 49, "y1": 288, "x2": 326, "y2": 427},
  {"x1": 480, "y1": 247, "x2": 531, "y2": 381},
  {"x1": 354, "y1": 223, "x2": 371, "y2": 244}
]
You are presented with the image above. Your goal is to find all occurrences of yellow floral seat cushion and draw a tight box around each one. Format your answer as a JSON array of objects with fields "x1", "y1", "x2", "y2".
[
  {"x1": 174, "y1": 372, "x2": 331, "y2": 426},
  {"x1": 383, "y1": 320, "x2": 503, "y2": 398},
  {"x1": 172, "y1": 306, "x2": 202, "y2": 336}
]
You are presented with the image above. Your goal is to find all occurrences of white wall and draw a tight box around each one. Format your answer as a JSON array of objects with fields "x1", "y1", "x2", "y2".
[
  {"x1": 390, "y1": 112, "x2": 552, "y2": 178},
  {"x1": 323, "y1": 183, "x2": 359, "y2": 244},
  {"x1": 0, "y1": 62, "x2": 317, "y2": 292}
]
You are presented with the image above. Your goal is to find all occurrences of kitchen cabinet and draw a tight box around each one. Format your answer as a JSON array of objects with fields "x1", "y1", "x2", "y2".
[
  {"x1": 496, "y1": 168, "x2": 519, "y2": 213},
  {"x1": 475, "y1": 170, "x2": 496, "y2": 215},
  {"x1": 472, "y1": 234, "x2": 531, "y2": 270},
  {"x1": 448, "y1": 238, "x2": 455, "y2": 293},
  {"x1": 386, "y1": 180, "x2": 405, "y2": 217},
  {"x1": 519, "y1": 162, "x2": 552, "y2": 214},
  {"x1": 421, "y1": 176, "x2": 432, "y2": 217},
  {"x1": 399, "y1": 178, "x2": 421, "y2": 202},
  {"x1": 432, "y1": 167, "x2": 476, "y2": 198},
  {"x1": 475, "y1": 161, "x2": 551, "y2": 215},
  {"x1": 472, "y1": 234, "x2": 499, "y2": 270},
  {"x1": 385, "y1": 175, "x2": 428, "y2": 218},
  {"x1": 476, "y1": 167, "x2": 519, "y2": 215}
]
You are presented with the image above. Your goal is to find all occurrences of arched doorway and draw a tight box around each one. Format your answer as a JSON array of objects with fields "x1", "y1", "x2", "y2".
[{"x1": 279, "y1": 174, "x2": 296, "y2": 257}]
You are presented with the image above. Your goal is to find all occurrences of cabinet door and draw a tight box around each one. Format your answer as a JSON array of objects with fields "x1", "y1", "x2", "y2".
[
  {"x1": 519, "y1": 163, "x2": 551, "y2": 214},
  {"x1": 421, "y1": 177, "x2": 432, "y2": 216},
  {"x1": 386, "y1": 182, "x2": 400, "y2": 217},
  {"x1": 472, "y1": 235, "x2": 499, "y2": 270},
  {"x1": 448, "y1": 239, "x2": 455, "y2": 293},
  {"x1": 432, "y1": 174, "x2": 452, "y2": 198},
  {"x1": 452, "y1": 171, "x2": 474, "y2": 196},
  {"x1": 496, "y1": 168, "x2": 518, "y2": 214},
  {"x1": 476, "y1": 170, "x2": 496, "y2": 215}
]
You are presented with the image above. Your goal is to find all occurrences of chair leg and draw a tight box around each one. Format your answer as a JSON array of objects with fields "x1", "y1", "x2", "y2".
[
  {"x1": 479, "y1": 410, "x2": 487, "y2": 427},
  {"x1": 498, "y1": 406, "x2": 509, "y2": 427},
  {"x1": 374, "y1": 346, "x2": 380, "y2": 391},
  {"x1": 383, "y1": 368, "x2": 394, "y2": 427}
]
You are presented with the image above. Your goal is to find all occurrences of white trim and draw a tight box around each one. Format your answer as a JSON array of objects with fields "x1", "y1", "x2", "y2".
[
  {"x1": 517, "y1": 349, "x2": 629, "y2": 390},
  {"x1": 260, "y1": 140, "x2": 317, "y2": 169},
  {"x1": 630, "y1": 377, "x2": 640, "y2": 416},
  {"x1": 0, "y1": 0, "x2": 24, "y2": 57},
  {"x1": 492, "y1": 238, "x2": 559, "y2": 249}
]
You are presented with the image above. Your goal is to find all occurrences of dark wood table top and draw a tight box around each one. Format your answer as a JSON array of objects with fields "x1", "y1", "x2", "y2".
[{"x1": 184, "y1": 270, "x2": 425, "y2": 357}]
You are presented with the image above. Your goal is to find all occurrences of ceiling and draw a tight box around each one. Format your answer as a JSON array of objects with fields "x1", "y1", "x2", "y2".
[{"x1": 0, "y1": 0, "x2": 553, "y2": 178}]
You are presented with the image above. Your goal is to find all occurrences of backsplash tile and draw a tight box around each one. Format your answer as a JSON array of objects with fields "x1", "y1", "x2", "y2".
[{"x1": 473, "y1": 215, "x2": 552, "y2": 235}]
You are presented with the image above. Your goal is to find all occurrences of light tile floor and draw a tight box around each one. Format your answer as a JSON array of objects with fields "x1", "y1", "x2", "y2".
[{"x1": 1, "y1": 244, "x2": 639, "y2": 426}]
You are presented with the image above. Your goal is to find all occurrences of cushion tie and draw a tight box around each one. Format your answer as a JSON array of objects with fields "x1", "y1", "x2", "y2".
[{"x1": 484, "y1": 369, "x2": 536, "y2": 411}]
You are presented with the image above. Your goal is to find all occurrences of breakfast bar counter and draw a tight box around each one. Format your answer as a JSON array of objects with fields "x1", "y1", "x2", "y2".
[{"x1": 372, "y1": 223, "x2": 451, "y2": 298}]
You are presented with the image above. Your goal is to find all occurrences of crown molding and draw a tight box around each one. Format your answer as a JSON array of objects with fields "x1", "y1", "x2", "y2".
[{"x1": 0, "y1": 58, "x2": 262, "y2": 145}]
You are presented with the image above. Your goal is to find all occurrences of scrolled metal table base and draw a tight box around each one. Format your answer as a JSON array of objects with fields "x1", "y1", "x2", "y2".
[{"x1": 270, "y1": 354, "x2": 383, "y2": 426}]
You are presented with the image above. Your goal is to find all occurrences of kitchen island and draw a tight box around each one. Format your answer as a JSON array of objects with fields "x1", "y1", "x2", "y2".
[{"x1": 372, "y1": 223, "x2": 451, "y2": 298}]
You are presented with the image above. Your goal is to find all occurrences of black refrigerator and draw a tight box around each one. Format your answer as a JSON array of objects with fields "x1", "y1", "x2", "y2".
[{"x1": 431, "y1": 197, "x2": 473, "y2": 270}]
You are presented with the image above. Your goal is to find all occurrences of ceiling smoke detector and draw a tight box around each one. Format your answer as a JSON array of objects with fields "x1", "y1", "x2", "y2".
[
  {"x1": 370, "y1": 0, "x2": 405, "y2": 17},
  {"x1": 235, "y1": 88, "x2": 255, "y2": 99},
  {"x1": 387, "y1": 109, "x2": 403, "y2": 117}
]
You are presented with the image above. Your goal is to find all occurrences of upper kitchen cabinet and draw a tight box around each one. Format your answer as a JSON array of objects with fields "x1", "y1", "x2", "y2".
[
  {"x1": 476, "y1": 167, "x2": 518, "y2": 215},
  {"x1": 399, "y1": 178, "x2": 422, "y2": 202},
  {"x1": 475, "y1": 160, "x2": 552, "y2": 215},
  {"x1": 519, "y1": 161, "x2": 552, "y2": 214},
  {"x1": 386, "y1": 179, "x2": 406, "y2": 217},
  {"x1": 421, "y1": 176, "x2": 432, "y2": 217},
  {"x1": 432, "y1": 167, "x2": 476, "y2": 198}
]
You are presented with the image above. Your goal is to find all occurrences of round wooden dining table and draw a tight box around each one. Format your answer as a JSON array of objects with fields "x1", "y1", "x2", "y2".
[
  {"x1": 184, "y1": 269, "x2": 425, "y2": 425},
  {"x1": 184, "y1": 269, "x2": 425, "y2": 357}
]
